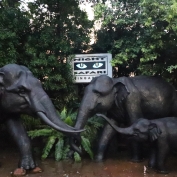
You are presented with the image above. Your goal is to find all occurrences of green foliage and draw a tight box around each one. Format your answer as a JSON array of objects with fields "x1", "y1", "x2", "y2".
[
  {"x1": 0, "y1": 0, "x2": 93, "y2": 110},
  {"x1": 21, "y1": 114, "x2": 42, "y2": 131},
  {"x1": 93, "y1": 0, "x2": 177, "y2": 85},
  {"x1": 28, "y1": 125, "x2": 66, "y2": 161},
  {"x1": 0, "y1": 1, "x2": 31, "y2": 66},
  {"x1": 42, "y1": 135, "x2": 57, "y2": 159},
  {"x1": 81, "y1": 136, "x2": 94, "y2": 159},
  {"x1": 74, "y1": 152, "x2": 81, "y2": 162},
  {"x1": 28, "y1": 128, "x2": 55, "y2": 138},
  {"x1": 55, "y1": 139, "x2": 64, "y2": 161},
  {"x1": 26, "y1": 1, "x2": 93, "y2": 108},
  {"x1": 28, "y1": 107, "x2": 104, "y2": 162}
]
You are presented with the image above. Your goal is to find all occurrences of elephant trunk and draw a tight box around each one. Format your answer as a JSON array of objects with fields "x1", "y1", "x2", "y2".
[
  {"x1": 75, "y1": 109, "x2": 91, "y2": 129},
  {"x1": 97, "y1": 114, "x2": 133, "y2": 135},
  {"x1": 70, "y1": 104, "x2": 93, "y2": 154},
  {"x1": 32, "y1": 92, "x2": 84, "y2": 133},
  {"x1": 74, "y1": 94, "x2": 95, "y2": 129}
]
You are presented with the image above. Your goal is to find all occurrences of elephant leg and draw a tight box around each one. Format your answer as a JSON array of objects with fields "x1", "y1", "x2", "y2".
[
  {"x1": 5, "y1": 117, "x2": 42, "y2": 175},
  {"x1": 155, "y1": 142, "x2": 169, "y2": 174},
  {"x1": 148, "y1": 144, "x2": 157, "y2": 168},
  {"x1": 125, "y1": 95, "x2": 144, "y2": 162},
  {"x1": 95, "y1": 122, "x2": 117, "y2": 162},
  {"x1": 129, "y1": 142, "x2": 143, "y2": 162}
]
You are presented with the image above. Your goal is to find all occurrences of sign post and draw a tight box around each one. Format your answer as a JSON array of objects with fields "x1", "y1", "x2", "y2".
[{"x1": 71, "y1": 53, "x2": 112, "y2": 83}]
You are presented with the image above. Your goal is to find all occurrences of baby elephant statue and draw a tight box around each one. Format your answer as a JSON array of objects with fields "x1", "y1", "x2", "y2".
[{"x1": 97, "y1": 113, "x2": 177, "y2": 174}]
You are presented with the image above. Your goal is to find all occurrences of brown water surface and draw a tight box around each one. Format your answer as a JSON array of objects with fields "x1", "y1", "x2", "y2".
[{"x1": 0, "y1": 148, "x2": 177, "y2": 177}]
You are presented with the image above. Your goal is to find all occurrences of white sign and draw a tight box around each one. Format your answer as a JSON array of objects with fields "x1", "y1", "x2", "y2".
[{"x1": 71, "y1": 53, "x2": 112, "y2": 83}]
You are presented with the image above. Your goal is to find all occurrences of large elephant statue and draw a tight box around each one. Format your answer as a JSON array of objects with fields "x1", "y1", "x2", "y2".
[
  {"x1": 97, "y1": 113, "x2": 177, "y2": 174},
  {"x1": 70, "y1": 75, "x2": 177, "y2": 162},
  {"x1": 0, "y1": 64, "x2": 83, "y2": 176}
]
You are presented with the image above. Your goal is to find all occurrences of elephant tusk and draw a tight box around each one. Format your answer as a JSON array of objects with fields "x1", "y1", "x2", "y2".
[{"x1": 37, "y1": 112, "x2": 85, "y2": 133}]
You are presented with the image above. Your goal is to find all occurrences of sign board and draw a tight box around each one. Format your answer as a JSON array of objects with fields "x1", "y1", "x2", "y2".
[{"x1": 71, "y1": 53, "x2": 112, "y2": 83}]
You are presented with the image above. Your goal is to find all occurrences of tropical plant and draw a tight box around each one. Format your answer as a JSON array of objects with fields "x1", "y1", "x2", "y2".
[{"x1": 28, "y1": 107, "x2": 104, "y2": 162}]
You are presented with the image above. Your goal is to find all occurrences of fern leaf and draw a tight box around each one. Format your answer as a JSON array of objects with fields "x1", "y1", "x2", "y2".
[
  {"x1": 60, "y1": 107, "x2": 67, "y2": 120},
  {"x1": 64, "y1": 116, "x2": 73, "y2": 126},
  {"x1": 28, "y1": 129, "x2": 54, "y2": 139},
  {"x1": 81, "y1": 136, "x2": 93, "y2": 160},
  {"x1": 55, "y1": 138, "x2": 64, "y2": 161},
  {"x1": 74, "y1": 152, "x2": 81, "y2": 162},
  {"x1": 70, "y1": 111, "x2": 77, "y2": 121},
  {"x1": 62, "y1": 145, "x2": 70, "y2": 159},
  {"x1": 42, "y1": 136, "x2": 56, "y2": 160},
  {"x1": 88, "y1": 117, "x2": 104, "y2": 128}
]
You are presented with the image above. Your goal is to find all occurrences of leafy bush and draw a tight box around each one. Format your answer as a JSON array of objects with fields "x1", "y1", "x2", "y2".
[
  {"x1": 21, "y1": 114, "x2": 42, "y2": 131},
  {"x1": 27, "y1": 107, "x2": 104, "y2": 162}
]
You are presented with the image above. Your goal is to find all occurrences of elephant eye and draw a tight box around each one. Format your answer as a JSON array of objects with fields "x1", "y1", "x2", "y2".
[
  {"x1": 19, "y1": 88, "x2": 25, "y2": 93},
  {"x1": 17, "y1": 86, "x2": 29, "y2": 94},
  {"x1": 93, "y1": 90, "x2": 101, "y2": 96}
]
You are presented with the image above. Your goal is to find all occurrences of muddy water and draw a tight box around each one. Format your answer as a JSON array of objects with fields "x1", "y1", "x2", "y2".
[{"x1": 0, "y1": 147, "x2": 177, "y2": 177}]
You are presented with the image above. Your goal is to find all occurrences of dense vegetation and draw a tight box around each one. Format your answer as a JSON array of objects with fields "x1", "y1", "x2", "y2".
[
  {"x1": 0, "y1": 0, "x2": 93, "y2": 109},
  {"x1": 0, "y1": 0, "x2": 177, "y2": 160},
  {"x1": 92, "y1": 0, "x2": 177, "y2": 86}
]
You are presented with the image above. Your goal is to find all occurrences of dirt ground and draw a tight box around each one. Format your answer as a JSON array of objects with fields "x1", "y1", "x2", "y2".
[{"x1": 0, "y1": 147, "x2": 177, "y2": 177}]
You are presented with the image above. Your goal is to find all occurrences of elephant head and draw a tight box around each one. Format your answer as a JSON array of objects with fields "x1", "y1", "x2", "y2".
[
  {"x1": 70, "y1": 75, "x2": 131, "y2": 153},
  {"x1": 0, "y1": 64, "x2": 83, "y2": 133},
  {"x1": 97, "y1": 114, "x2": 162, "y2": 142}
]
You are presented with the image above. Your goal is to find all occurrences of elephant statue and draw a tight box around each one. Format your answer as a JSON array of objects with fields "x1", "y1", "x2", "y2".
[
  {"x1": 0, "y1": 64, "x2": 84, "y2": 176},
  {"x1": 69, "y1": 75, "x2": 177, "y2": 162},
  {"x1": 97, "y1": 113, "x2": 177, "y2": 174}
]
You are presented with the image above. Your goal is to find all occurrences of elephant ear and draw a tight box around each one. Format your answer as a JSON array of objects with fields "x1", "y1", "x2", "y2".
[
  {"x1": 0, "y1": 71, "x2": 4, "y2": 95},
  {"x1": 113, "y1": 77, "x2": 130, "y2": 106},
  {"x1": 148, "y1": 123, "x2": 162, "y2": 142}
]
